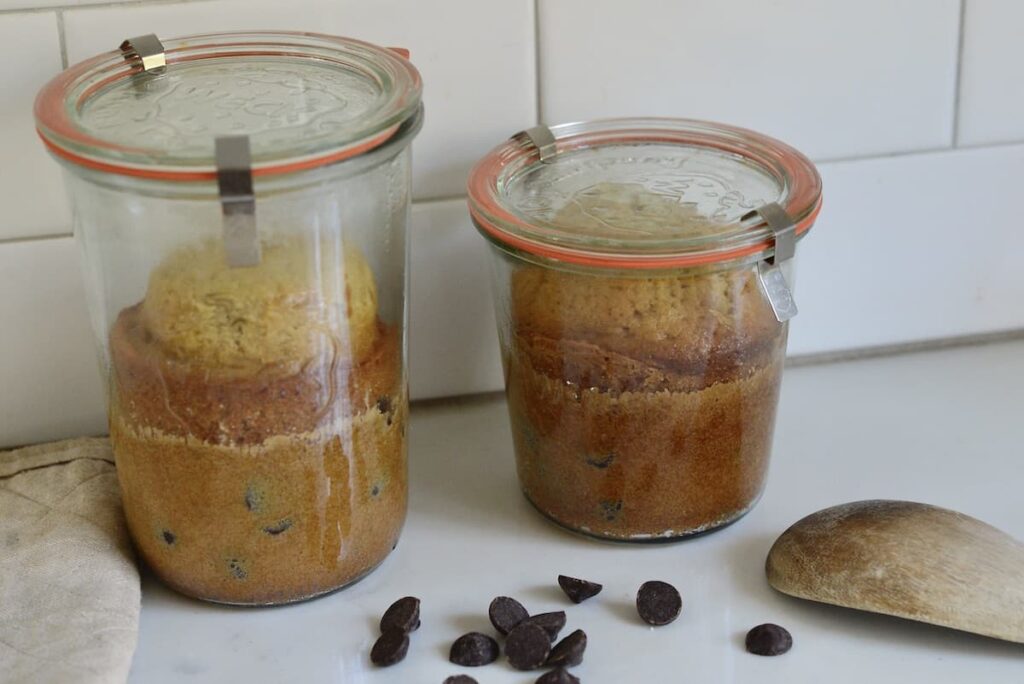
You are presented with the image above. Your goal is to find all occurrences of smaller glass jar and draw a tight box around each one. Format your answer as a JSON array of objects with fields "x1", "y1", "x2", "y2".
[
  {"x1": 35, "y1": 32, "x2": 422, "y2": 604},
  {"x1": 468, "y1": 119, "x2": 822, "y2": 541}
]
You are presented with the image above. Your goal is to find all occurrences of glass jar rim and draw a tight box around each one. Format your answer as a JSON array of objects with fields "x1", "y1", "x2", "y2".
[
  {"x1": 34, "y1": 31, "x2": 422, "y2": 181},
  {"x1": 467, "y1": 117, "x2": 822, "y2": 270}
]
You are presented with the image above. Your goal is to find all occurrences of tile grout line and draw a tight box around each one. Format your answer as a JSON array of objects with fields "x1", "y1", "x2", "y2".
[
  {"x1": 786, "y1": 328, "x2": 1024, "y2": 368},
  {"x1": 532, "y1": 0, "x2": 542, "y2": 125},
  {"x1": 0, "y1": 232, "x2": 72, "y2": 246},
  {"x1": 413, "y1": 193, "x2": 466, "y2": 207},
  {"x1": 55, "y1": 8, "x2": 67, "y2": 69},
  {"x1": 0, "y1": 0, "x2": 217, "y2": 15},
  {"x1": 814, "y1": 138, "x2": 1024, "y2": 166},
  {"x1": 951, "y1": 0, "x2": 968, "y2": 147}
]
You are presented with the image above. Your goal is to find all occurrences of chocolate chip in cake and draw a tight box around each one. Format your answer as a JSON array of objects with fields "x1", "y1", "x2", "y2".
[
  {"x1": 443, "y1": 676, "x2": 479, "y2": 684},
  {"x1": 371, "y1": 484, "x2": 381, "y2": 497},
  {"x1": 379, "y1": 596, "x2": 421, "y2": 635},
  {"x1": 520, "y1": 424, "x2": 540, "y2": 453},
  {"x1": 745, "y1": 623, "x2": 792, "y2": 656},
  {"x1": 262, "y1": 518, "x2": 293, "y2": 536},
  {"x1": 243, "y1": 485, "x2": 264, "y2": 513},
  {"x1": 636, "y1": 580, "x2": 681, "y2": 626},
  {"x1": 557, "y1": 575, "x2": 602, "y2": 604},
  {"x1": 227, "y1": 558, "x2": 248, "y2": 580},
  {"x1": 377, "y1": 395, "x2": 394, "y2": 425},
  {"x1": 449, "y1": 632, "x2": 500, "y2": 667},
  {"x1": 370, "y1": 629, "x2": 409, "y2": 667},
  {"x1": 546, "y1": 629, "x2": 586, "y2": 668},
  {"x1": 536, "y1": 668, "x2": 581, "y2": 684},
  {"x1": 585, "y1": 453, "x2": 614, "y2": 469},
  {"x1": 506, "y1": 622, "x2": 551, "y2": 671},
  {"x1": 489, "y1": 596, "x2": 529, "y2": 635},
  {"x1": 524, "y1": 611, "x2": 566, "y2": 642},
  {"x1": 598, "y1": 499, "x2": 623, "y2": 522},
  {"x1": 161, "y1": 529, "x2": 176, "y2": 545}
]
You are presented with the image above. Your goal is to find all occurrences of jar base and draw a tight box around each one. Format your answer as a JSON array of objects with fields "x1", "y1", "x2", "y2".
[
  {"x1": 143, "y1": 553, "x2": 391, "y2": 607},
  {"x1": 522, "y1": 489, "x2": 761, "y2": 544}
]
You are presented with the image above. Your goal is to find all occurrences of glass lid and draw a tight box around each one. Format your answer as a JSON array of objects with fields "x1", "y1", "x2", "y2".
[
  {"x1": 468, "y1": 118, "x2": 822, "y2": 269},
  {"x1": 35, "y1": 31, "x2": 422, "y2": 180}
]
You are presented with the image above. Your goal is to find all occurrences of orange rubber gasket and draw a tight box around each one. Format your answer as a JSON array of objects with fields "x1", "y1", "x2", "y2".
[{"x1": 467, "y1": 123, "x2": 822, "y2": 270}]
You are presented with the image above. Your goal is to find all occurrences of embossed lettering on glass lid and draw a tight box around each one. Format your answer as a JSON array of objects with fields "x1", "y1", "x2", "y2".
[
  {"x1": 78, "y1": 60, "x2": 384, "y2": 164},
  {"x1": 503, "y1": 143, "x2": 781, "y2": 249}
]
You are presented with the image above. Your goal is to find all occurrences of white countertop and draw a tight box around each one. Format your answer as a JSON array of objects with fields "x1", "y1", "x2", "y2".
[{"x1": 129, "y1": 340, "x2": 1024, "y2": 683}]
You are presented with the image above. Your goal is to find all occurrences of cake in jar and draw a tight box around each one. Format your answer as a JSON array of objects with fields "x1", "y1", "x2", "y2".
[
  {"x1": 505, "y1": 184, "x2": 786, "y2": 540},
  {"x1": 108, "y1": 237, "x2": 406, "y2": 604}
]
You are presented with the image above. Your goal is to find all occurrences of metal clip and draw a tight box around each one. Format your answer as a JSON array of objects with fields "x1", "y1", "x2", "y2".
[
  {"x1": 742, "y1": 202, "x2": 799, "y2": 322},
  {"x1": 516, "y1": 125, "x2": 557, "y2": 163},
  {"x1": 119, "y1": 34, "x2": 166, "y2": 73},
  {"x1": 215, "y1": 136, "x2": 261, "y2": 268}
]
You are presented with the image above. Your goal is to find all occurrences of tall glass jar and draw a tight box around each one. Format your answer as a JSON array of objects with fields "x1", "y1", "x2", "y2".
[
  {"x1": 469, "y1": 119, "x2": 822, "y2": 542},
  {"x1": 35, "y1": 32, "x2": 423, "y2": 604}
]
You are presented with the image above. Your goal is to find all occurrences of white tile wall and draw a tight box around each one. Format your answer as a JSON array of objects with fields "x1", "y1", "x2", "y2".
[
  {"x1": 789, "y1": 144, "x2": 1024, "y2": 354},
  {"x1": 0, "y1": 238, "x2": 106, "y2": 447},
  {"x1": 0, "y1": 12, "x2": 69, "y2": 241},
  {"x1": 2, "y1": 0, "x2": 1024, "y2": 447},
  {"x1": 409, "y1": 199, "x2": 503, "y2": 400},
  {"x1": 957, "y1": 0, "x2": 1024, "y2": 146},
  {"x1": 538, "y1": 0, "x2": 961, "y2": 162}
]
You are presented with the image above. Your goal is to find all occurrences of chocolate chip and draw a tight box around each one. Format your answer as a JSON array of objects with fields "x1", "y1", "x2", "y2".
[
  {"x1": 585, "y1": 453, "x2": 614, "y2": 469},
  {"x1": 449, "y1": 632, "x2": 499, "y2": 667},
  {"x1": 244, "y1": 486, "x2": 263, "y2": 513},
  {"x1": 370, "y1": 629, "x2": 409, "y2": 667},
  {"x1": 523, "y1": 611, "x2": 566, "y2": 642},
  {"x1": 557, "y1": 575, "x2": 602, "y2": 603},
  {"x1": 377, "y1": 396, "x2": 394, "y2": 425},
  {"x1": 227, "y1": 558, "x2": 247, "y2": 580},
  {"x1": 636, "y1": 580, "x2": 681, "y2": 626},
  {"x1": 443, "y1": 676, "x2": 479, "y2": 684},
  {"x1": 371, "y1": 484, "x2": 381, "y2": 497},
  {"x1": 379, "y1": 596, "x2": 421, "y2": 634},
  {"x1": 546, "y1": 629, "x2": 586, "y2": 668},
  {"x1": 536, "y1": 669, "x2": 580, "y2": 684},
  {"x1": 489, "y1": 596, "x2": 529, "y2": 635},
  {"x1": 161, "y1": 530, "x2": 176, "y2": 545},
  {"x1": 506, "y1": 622, "x2": 551, "y2": 671},
  {"x1": 745, "y1": 623, "x2": 792, "y2": 656},
  {"x1": 598, "y1": 499, "x2": 623, "y2": 521},
  {"x1": 262, "y1": 518, "x2": 292, "y2": 536}
]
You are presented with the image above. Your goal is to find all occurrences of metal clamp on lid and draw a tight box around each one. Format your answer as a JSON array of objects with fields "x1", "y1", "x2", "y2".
[
  {"x1": 515, "y1": 125, "x2": 557, "y2": 163},
  {"x1": 215, "y1": 136, "x2": 261, "y2": 268},
  {"x1": 119, "y1": 34, "x2": 166, "y2": 73},
  {"x1": 743, "y1": 202, "x2": 798, "y2": 322}
]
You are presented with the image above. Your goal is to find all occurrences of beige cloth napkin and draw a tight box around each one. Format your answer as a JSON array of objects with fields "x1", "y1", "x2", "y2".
[{"x1": 0, "y1": 438, "x2": 140, "y2": 684}]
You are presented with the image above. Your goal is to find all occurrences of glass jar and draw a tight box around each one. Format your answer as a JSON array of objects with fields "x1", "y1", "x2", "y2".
[
  {"x1": 35, "y1": 32, "x2": 423, "y2": 604},
  {"x1": 468, "y1": 119, "x2": 822, "y2": 541}
]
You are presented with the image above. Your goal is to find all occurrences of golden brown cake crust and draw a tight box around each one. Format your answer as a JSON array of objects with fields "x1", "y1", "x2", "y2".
[
  {"x1": 110, "y1": 304, "x2": 401, "y2": 447},
  {"x1": 141, "y1": 238, "x2": 379, "y2": 368},
  {"x1": 511, "y1": 265, "x2": 781, "y2": 382}
]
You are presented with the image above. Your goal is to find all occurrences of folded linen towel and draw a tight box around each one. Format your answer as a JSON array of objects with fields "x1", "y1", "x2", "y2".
[{"x1": 0, "y1": 438, "x2": 139, "y2": 683}]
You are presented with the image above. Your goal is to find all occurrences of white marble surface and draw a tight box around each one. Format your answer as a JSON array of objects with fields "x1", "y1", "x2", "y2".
[{"x1": 129, "y1": 340, "x2": 1024, "y2": 683}]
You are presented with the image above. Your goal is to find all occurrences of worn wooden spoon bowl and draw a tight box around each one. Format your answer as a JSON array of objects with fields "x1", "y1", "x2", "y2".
[{"x1": 766, "y1": 500, "x2": 1024, "y2": 643}]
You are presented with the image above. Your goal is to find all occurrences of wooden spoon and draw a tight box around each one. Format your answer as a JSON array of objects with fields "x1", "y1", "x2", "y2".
[{"x1": 766, "y1": 500, "x2": 1024, "y2": 643}]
